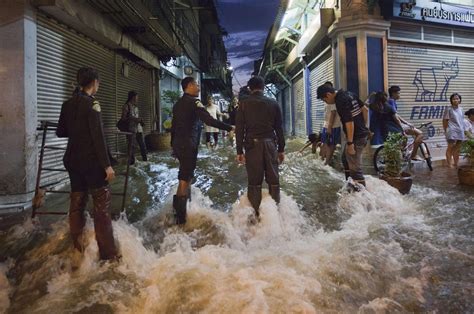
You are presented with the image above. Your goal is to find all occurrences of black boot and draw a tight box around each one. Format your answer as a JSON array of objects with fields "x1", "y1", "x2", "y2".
[
  {"x1": 186, "y1": 185, "x2": 192, "y2": 202},
  {"x1": 173, "y1": 195, "x2": 187, "y2": 225},
  {"x1": 247, "y1": 185, "x2": 262, "y2": 217},
  {"x1": 269, "y1": 184, "x2": 280, "y2": 204}
]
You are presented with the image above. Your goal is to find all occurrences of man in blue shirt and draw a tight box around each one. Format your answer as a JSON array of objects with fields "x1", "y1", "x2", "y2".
[{"x1": 388, "y1": 86, "x2": 424, "y2": 160}]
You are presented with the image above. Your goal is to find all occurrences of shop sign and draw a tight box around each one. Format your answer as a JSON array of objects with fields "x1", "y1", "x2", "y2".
[{"x1": 394, "y1": 0, "x2": 474, "y2": 28}]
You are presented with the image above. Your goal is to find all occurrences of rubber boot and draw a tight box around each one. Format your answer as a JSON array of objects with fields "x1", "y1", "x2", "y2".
[
  {"x1": 173, "y1": 195, "x2": 187, "y2": 225},
  {"x1": 142, "y1": 154, "x2": 148, "y2": 162},
  {"x1": 91, "y1": 186, "x2": 118, "y2": 260},
  {"x1": 247, "y1": 185, "x2": 262, "y2": 217},
  {"x1": 186, "y1": 185, "x2": 192, "y2": 202},
  {"x1": 269, "y1": 184, "x2": 280, "y2": 204},
  {"x1": 69, "y1": 191, "x2": 88, "y2": 253}
]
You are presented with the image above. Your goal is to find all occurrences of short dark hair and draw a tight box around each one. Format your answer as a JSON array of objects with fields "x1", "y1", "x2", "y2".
[
  {"x1": 323, "y1": 81, "x2": 333, "y2": 88},
  {"x1": 465, "y1": 108, "x2": 474, "y2": 116},
  {"x1": 77, "y1": 67, "x2": 99, "y2": 88},
  {"x1": 181, "y1": 77, "x2": 195, "y2": 91},
  {"x1": 247, "y1": 76, "x2": 265, "y2": 91},
  {"x1": 316, "y1": 85, "x2": 335, "y2": 99},
  {"x1": 388, "y1": 85, "x2": 401, "y2": 97},
  {"x1": 450, "y1": 93, "x2": 462, "y2": 104},
  {"x1": 127, "y1": 90, "x2": 138, "y2": 103}
]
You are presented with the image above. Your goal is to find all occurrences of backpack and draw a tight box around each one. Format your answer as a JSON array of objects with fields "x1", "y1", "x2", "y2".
[{"x1": 116, "y1": 103, "x2": 131, "y2": 132}]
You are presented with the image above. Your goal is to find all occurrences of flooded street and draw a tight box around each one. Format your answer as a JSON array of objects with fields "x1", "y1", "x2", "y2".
[{"x1": 0, "y1": 140, "x2": 473, "y2": 313}]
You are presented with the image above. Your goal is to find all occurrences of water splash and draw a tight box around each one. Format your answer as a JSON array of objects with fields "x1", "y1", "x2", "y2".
[{"x1": 1, "y1": 143, "x2": 472, "y2": 312}]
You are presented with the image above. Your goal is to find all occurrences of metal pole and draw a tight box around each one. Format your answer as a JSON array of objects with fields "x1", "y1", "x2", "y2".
[
  {"x1": 32, "y1": 122, "x2": 48, "y2": 218},
  {"x1": 121, "y1": 133, "x2": 133, "y2": 213}
]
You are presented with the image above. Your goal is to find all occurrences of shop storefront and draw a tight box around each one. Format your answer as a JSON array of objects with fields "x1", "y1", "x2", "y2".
[
  {"x1": 309, "y1": 48, "x2": 334, "y2": 134},
  {"x1": 387, "y1": 0, "x2": 474, "y2": 159},
  {"x1": 37, "y1": 14, "x2": 155, "y2": 187},
  {"x1": 292, "y1": 74, "x2": 306, "y2": 137}
]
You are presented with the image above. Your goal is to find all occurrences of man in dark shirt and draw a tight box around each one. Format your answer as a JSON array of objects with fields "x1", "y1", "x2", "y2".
[
  {"x1": 171, "y1": 77, "x2": 233, "y2": 225},
  {"x1": 370, "y1": 91, "x2": 403, "y2": 139},
  {"x1": 317, "y1": 85, "x2": 370, "y2": 187},
  {"x1": 236, "y1": 76, "x2": 285, "y2": 217},
  {"x1": 56, "y1": 67, "x2": 118, "y2": 261}
]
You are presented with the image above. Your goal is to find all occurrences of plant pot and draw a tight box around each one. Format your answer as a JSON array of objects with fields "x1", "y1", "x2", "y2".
[
  {"x1": 458, "y1": 166, "x2": 474, "y2": 186},
  {"x1": 380, "y1": 171, "x2": 413, "y2": 195},
  {"x1": 145, "y1": 132, "x2": 171, "y2": 151}
]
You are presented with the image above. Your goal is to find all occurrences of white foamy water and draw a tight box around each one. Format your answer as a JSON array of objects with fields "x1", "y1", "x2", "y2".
[{"x1": 1, "y1": 176, "x2": 441, "y2": 313}]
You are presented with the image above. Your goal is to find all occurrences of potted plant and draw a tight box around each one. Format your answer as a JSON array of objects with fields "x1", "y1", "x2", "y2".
[
  {"x1": 145, "y1": 90, "x2": 180, "y2": 151},
  {"x1": 458, "y1": 139, "x2": 474, "y2": 185},
  {"x1": 379, "y1": 133, "x2": 413, "y2": 194}
]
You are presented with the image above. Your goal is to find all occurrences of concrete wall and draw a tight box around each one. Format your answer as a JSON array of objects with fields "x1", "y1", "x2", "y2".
[{"x1": 0, "y1": 1, "x2": 38, "y2": 210}]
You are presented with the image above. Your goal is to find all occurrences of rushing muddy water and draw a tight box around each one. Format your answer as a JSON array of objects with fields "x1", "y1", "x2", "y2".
[{"x1": 0, "y1": 140, "x2": 472, "y2": 313}]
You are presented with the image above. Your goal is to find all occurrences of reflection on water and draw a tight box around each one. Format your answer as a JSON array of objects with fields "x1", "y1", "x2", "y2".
[{"x1": 0, "y1": 141, "x2": 472, "y2": 313}]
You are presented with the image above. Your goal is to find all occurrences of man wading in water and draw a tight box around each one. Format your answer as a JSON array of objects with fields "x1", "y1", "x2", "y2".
[
  {"x1": 235, "y1": 76, "x2": 285, "y2": 218},
  {"x1": 171, "y1": 77, "x2": 234, "y2": 225}
]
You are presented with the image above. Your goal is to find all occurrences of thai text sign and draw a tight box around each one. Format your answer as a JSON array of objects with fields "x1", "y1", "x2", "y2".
[{"x1": 394, "y1": 0, "x2": 474, "y2": 28}]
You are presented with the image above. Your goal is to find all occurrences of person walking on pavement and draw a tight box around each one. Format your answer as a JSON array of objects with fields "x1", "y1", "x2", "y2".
[
  {"x1": 121, "y1": 91, "x2": 147, "y2": 164},
  {"x1": 235, "y1": 76, "x2": 285, "y2": 218},
  {"x1": 171, "y1": 77, "x2": 234, "y2": 225},
  {"x1": 56, "y1": 67, "x2": 119, "y2": 261},
  {"x1": 317, "y1": 84, "x2": 370, "y2": 188}
]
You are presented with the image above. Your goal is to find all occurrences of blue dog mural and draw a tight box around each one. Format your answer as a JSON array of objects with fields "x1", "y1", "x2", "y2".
[{"x1": 412, "y1": 58, "x2": 459, "y2": 102}]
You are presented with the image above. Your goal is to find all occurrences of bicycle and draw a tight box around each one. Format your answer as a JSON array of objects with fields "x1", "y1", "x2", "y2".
[{"x1": 373, "y1": 122, "x2": 433, "y2": 173}]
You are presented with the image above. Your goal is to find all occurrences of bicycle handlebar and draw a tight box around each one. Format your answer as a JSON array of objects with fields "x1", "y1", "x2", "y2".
[{"x1": 418, "y1": 122, "x2": 432, "y2": 129}]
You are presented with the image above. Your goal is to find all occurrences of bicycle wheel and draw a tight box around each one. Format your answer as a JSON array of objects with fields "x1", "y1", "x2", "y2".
[
  {"x1": 419, "y1": 142, "x2": 433, "y2": 171},
  {"x1": 373, "y1": 145, "x2": 385, "y2": 173}
]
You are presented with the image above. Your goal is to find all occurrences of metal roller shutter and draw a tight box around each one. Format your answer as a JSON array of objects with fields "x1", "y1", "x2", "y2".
[
  {"x1": 309, "y1": 50, "x2": 333, "y2": 134},
  {"x1": 387, "y1": 42, "x2": 474, "y2": 160},
  {"x1": 37, "y1": 14, "x2": 115, "y2": 187},
  {"x1": 115, "y1": 56, "x2": 154, "y2": 151},
  {"x1": 283, "y1": 87, "x2": 291, "y2": 135},
  {"x1": 292, "y1": 75, "x2": 305, "y2": 137}
]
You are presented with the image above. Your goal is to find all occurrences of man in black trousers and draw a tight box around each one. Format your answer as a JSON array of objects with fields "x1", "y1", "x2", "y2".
[
  {"x1": 57, "y1": 67, "x2": 119, "y2": 261},
  {"x1": 235, "y1": 76, "x2": 285, "y2": 218}
]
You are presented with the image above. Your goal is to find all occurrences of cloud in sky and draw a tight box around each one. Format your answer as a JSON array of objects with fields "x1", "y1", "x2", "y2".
[{"x1": 217, "y1": 0, "x2": 280, "y2": 94}]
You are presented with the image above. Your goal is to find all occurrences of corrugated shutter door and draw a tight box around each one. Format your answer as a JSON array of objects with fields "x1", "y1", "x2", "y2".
[
  {"x1": 387, "y1": 42, "x2": 474, "y2": 160},
  {"x1": 283, "y1": 87, "x2": 291, "y2": 134},
  {"x1": 116, "y1": 56, "x2": 153, "y2": 152},
  {"x1": 37, "y1": 15, "x2": 115, "y2": 187},
  {"x1": 293, "y1": 75, "x2": 305, "y2": 137},
  {"x1": 309, "y1": 50, "x2": 333, "y2": 133}
]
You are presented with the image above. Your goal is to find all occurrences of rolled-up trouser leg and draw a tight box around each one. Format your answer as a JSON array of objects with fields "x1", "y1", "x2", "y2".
[
  {"x1": 341, "y1": 148, "x2": 350, "y2": 180},
  {"x1": 344, "y1": 137, "x2": 368, "y2": 186},
  {"x1": 91, "y1": 186, "x2": 118, "y2": 260},
  {"x1": 69, "y1": 192, "x2": 88, "y2": 252},
  {"x1": 247, "y1": 185, "x2": 262, "y2": 216},
  {"x1": 173, "y1": 195, "x2": 188, "y2": 225}
]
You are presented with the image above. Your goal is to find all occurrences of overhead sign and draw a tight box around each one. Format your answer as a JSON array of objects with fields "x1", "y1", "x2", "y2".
[{"x1": 393, "y1": 0, "x2": 474, "y2": 28}]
